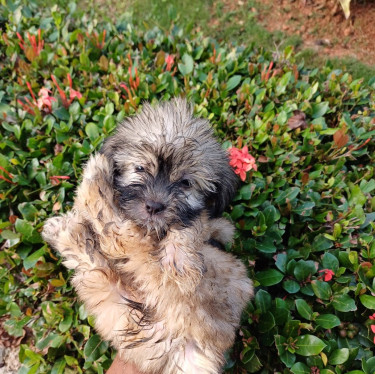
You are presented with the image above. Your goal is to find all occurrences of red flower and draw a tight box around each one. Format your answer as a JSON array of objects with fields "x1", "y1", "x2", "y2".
[
  {"x1": 229, "y1": 146, "x2": 257, "y2": 182},
  {"x1": 165, "y1": 54, "x2": 174, "y2": 72},
  {"x1": 371, "y1": 325, "x2": 375, "y2": 333},
  {"x1": 318, "y1": 269, "x2": 335, "y2": 281},
  {"x1": 369, "y1": 313, "x2": 375, "y2": 320}
]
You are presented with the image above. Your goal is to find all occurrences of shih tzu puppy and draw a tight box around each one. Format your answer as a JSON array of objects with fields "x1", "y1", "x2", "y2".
[{"x1": 42, "y1": 98, "x2": 253, "y2": 373}]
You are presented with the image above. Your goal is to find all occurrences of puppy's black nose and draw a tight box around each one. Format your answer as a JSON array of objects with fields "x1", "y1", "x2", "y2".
[{"x1": 145, "y1": 200, "x2": 165, "y2": 215}]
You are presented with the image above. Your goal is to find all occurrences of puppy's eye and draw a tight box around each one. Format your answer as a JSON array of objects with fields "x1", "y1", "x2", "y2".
[
  {"x1": 180, "y1": 179, "x2": 192, "y2": 188},
  {"x1": 135, "y1": 166, "x2": 145, "y2": 172}
]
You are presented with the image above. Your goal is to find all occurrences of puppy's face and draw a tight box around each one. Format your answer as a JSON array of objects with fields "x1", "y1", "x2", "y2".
[{"x1": 100, "y1": 99, "x2": 237, "y2": 236}]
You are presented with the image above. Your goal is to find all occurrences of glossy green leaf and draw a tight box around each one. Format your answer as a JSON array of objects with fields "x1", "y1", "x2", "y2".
[
  {"x1": 85, "y1": 123, "x2": 100, "y2": 142},
  {"x1": 283, "y1": 280, "x2": 301, "y2": 294},
  {"x1": 256, "y1": 269, "x2": 284, "y2": 286},
  {"x1": 311, "y1": 280, "x2": 332, "y2": 300},
  {"x1": 226, "y1": 75, "x2": 242, "y2": 91},
  {"x1": 322, "y1": 253, "x2": 339, "y2": 272},
  {"x1": 280, "y1": 350, "x2": 296, "y2": 368},
  {"x1": 359, "y1": 295, "x2": 375, "y2": 309},
  {"x1": 178, "y1": 54, "x2": 194, "y2": 75},
  {"x1": 291, "y1": 362, "x2": 310, "y2": 374},
  {"x1": 51, "y1": 358, "x2": 66, "y2": 374},
  {"x1": 332, "y1": 294, "x2": 357, "y2": 312},
  {"x1": 295, "y1": 299, "x2": 313, "y2": 320},
  {"x1": 275, "y1": 187, "x2": 300, "y2": 204},
  {"x1": 329, "y1": 348, "x2": 349, "y2": 365},
  {"x1": 84, "y1": 334, "x2": 108, "y2": 362},
  {"x1": 15, "y1": 220, "x2": 36, "y2": 242},
  {"x1": 295, "y1": 335, "x2": 326, "y2": 356},
  {"x1": 315, "y1": 314, "x2": 341, "y2": 329},
  {"x1": 255, "y1": 289, "x2": 271, "y2": 313},
  {"x1": 18, "y1": 202, "x2": 38, "y2": 221},
  {"x1": 231, "y1": 204, "x2": 244, "y2": 220},
  {"x1": 311, "y1": 102, "x2": 329, "y2": 118},
  {"x1": 258, "y1": 311, "x2": 275, "y2": 332},
  {"x1": 294, "y1": 260, "x2": 317, "y2": 281},
  {"x1": 23, "y1": 247, "x2": 46, "y2": 270}
]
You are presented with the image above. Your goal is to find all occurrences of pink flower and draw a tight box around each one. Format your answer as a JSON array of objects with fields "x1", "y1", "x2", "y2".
[
  {"x1": 369, "y1": 313, "x2": 375, "y2": 320},
  {"x1": 37, "y1": 88, "x2": 56, "y2": 112},
  {"x1": 229, "y1": 146, "x2": 257, "y2": 182},
  {"x1": 165, "y1": 54, "x2": 175, "y2": 72},
  {"x1": 318, "y1": 269, "x2": 335, "y2": 282},
  {"x1": 370, "y1": 324, "x2": 375, "y2": 344}
]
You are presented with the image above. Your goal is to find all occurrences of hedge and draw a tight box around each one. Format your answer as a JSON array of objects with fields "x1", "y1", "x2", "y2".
[{"x1": 0, "y1": 1, "x2": 375, "y2": 373}]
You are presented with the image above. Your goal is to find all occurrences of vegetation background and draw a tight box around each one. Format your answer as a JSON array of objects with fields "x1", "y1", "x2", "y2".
[{"x1": 0, "y1": 0, "x2": 375, "y2": 373}]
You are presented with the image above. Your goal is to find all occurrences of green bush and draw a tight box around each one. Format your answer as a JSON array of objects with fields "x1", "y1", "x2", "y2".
[{"x1": 1, "y1": 1, "x2": 375, "y2": 373}]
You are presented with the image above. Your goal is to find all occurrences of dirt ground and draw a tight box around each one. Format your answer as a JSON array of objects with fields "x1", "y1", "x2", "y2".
[{"x1": 226, "y1": 0, "x2": 375, "y2": 64}]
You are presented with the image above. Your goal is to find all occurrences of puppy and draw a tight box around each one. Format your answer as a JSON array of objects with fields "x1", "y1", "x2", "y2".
[{"x1": 42, "y1": 98, "x2": 253, "y2": 373}]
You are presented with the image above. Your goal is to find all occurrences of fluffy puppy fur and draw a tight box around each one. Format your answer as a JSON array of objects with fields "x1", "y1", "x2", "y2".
[{"x1": 42, "y1": 98, "x2": 253, "y2": 374}]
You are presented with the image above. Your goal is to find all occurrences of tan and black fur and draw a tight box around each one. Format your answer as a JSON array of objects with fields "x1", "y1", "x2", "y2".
[{"x1": 42, "y1": 99, "x2": 253, "y2": 373}]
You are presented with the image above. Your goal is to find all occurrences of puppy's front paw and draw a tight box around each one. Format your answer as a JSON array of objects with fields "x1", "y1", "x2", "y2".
[
  {"x1": 42, "y1": 216, "x2": 65, "y2": 245},
  {"x1": 159, "y1": 241, "x2": 205, "y2": 293},
  {"x1": 160, "y1": 242, "x2": 185, "y2": 274}
]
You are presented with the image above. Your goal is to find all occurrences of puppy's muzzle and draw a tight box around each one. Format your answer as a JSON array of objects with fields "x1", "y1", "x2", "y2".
[{"x1": 145, "y1": 200, "x2": 165, "y2": 215}]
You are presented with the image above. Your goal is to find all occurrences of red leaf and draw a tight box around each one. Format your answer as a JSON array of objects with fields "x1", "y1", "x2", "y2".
[
  {"x1": 9, "y1": 215, "x2": 18, "y2": 224},
  {"x1": 333, "y1": 129, "x2": 349, "y2": 148}
]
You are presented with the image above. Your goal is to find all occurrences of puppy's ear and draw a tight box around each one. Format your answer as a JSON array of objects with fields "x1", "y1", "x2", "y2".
[
  {"x1": 99, "y1": 135, "x2": 118, "y2": 161},
  {"x1": 99, "y1": 135, "x2": 121, "y2": 174},
  {"x1": 207, "y1": 164, "x2": 238, "y2": 217}
]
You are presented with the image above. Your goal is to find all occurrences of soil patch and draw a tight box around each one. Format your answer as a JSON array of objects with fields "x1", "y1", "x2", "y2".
[
  {"x1": 222, "y1": 0, "x2": 375, "y2": 65},
  {"x1": 258, "y1": 0, "x2": 375, "y2": 63}
]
